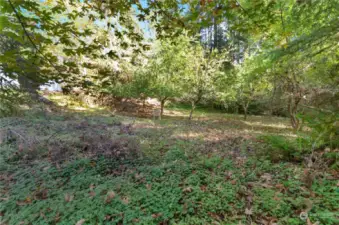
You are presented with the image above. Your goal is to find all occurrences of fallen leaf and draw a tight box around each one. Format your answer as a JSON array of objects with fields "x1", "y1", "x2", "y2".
[
  {"x1": 25, "y1": 197, "x2": 32, "y2": 203},
  {"x1": 275, "y1": 183, "x2": 284, "y2": 190},
  {"x1": 245, "y1": 207, "x2": 252, "y2": 215},
  {"x1": 105, "y1": 191, "x2": 116, "y2": 203},
  {"x1": 261, "y1": 173, "x2": 272, "y2": 182},
  {"x1": 134, "y1": 173, "x2": 143, "y2": 179},
  {"x1": 105, "y1": 215, "x2": 111, "y2": 220},
  {"x1": 16, "y1": 201, "x2": 26, "y2": 206},
  {"x1": 200, "y1": 185, "x2": 207, "y2": 192},
  {"x1": 54, "y1": 212, "x2": 61, "y2": 223},
  {"x1": 151, "y1": 213, "x2": 162, "y2": 218},
  {"x1": 261, "y1": 183, "x2": 273, "y2": 188},
  {"x1": 16, "y1": 196, "x2": 32, "y2": 206},
  {"x1": 122, "y1": 196, "x2": 129, "y2": 204},
  {"x1": 35, "y1": 189, "x2": 48, "y2": 200},
  {"x1": 76, "y1": 219, "x2": 85, "y2": 225},
  {"x1": 273, "y1": 195, "x2": 281, "y2": 201},
  {"x1": 183, "y1": 187, "x2": 193, "y2": 193},
  {"x1": 40, "y1": 211, "x2": 47, "y2": 219},
  {"x1": 64, "y1": 193, "x2": 74, "y2": 202}
]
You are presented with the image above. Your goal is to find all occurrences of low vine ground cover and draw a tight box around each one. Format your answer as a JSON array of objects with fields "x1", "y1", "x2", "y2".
[{"x1": 0, "y1": 96, "x2": 338, "y2": 225}]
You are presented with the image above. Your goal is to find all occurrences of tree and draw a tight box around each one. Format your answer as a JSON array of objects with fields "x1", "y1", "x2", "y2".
[
  {"x1": 0, "y1": 0, "x2": 191, "y2": 96},
  {"x1": 145, "y1": 36, "x2": 192, "y2": 116},
  {"x1": 233, "y1": 54, "x2": 270, "y2": 120},
  {"x1": 183, "y1": 45, "x2": 227, "y2": 120}
]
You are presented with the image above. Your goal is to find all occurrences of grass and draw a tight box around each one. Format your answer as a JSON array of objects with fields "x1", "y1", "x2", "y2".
[{"x1": 0, "y1": 94, "x2": 338, "y2": 225}]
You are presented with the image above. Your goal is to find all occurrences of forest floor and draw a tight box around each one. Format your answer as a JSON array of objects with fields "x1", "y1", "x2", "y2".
[{"x1": 0, "y1": 93, "x2": 338, "y2": 225}]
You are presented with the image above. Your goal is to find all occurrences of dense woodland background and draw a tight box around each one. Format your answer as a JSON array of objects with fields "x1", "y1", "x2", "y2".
[
  {"x1": 0, "y1": 0, "x2": 338, "y2": 224},
  {"x1": 1, "y1": 0, "x2": 338, "y2": 125}
]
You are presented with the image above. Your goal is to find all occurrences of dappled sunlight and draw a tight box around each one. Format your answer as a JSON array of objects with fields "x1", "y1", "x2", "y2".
[
  {"x1": 2, "y1": 0, "x2": 337, "y2": 223},
  {"x1": 69, "y1": 106, "x2": 88, "y2": 111},
  {"x1": 243, "y1": 121, "x2": 290, "y2": 129},
  {"x1": 164, "y1": 109, "x2": 190, "y2": 118},
  {"x1": 172, "y1": 131, "x2": 204, "y2": 140}
]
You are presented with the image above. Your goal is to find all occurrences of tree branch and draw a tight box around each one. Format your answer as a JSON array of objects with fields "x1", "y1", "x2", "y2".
[{"x1": 8, "y1": 0, "x2": 64, "y2": 76}]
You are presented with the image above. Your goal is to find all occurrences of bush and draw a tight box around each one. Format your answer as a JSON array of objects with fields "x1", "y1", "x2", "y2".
[
  {"x1": 298, "y1": 111, "x2": 339, "y2": 150},
  {"x1": 164, "y1": 147, "x2": 188, "y2": 162},
  {"x1": 0, "y1": 87, "x2": 32, "y2": 117},
  {"x1": 257, "y1": 135, "x2": 298, "y2": 162}
]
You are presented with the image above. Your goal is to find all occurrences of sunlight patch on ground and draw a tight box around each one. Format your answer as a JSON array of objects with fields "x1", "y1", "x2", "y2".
[
  {"x1": 243, "y1": 121, "x2": 290, "y2": 129},
  {"x1": 69, "y1": 106, "x2": 88, "y2": 111},
  {"x1": 172, "y1": 132, "x2": 203, "y2": 139}
]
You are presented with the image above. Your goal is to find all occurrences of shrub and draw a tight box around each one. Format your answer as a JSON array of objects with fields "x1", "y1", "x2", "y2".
[
  {"x1": 164, "y1": 147, "x2": 188, "y2": 162},
  {"x1": 0, "y1": 87, "x2": 32, "y2": 117},
  {"x1": 298, "y1": 111, "x2": 339, "y2": 150},
  {"x1": 257, "y1": 135, "x2": 298, "y2": 162}
]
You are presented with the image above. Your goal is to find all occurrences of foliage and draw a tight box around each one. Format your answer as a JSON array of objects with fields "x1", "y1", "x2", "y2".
[
  {"x1": 182, "y1": 45, "x2": 227, "y2": 119},
  {"x1": 298, "y1": 111, "x2": 339, "y2": 150},
  {"x1": 147, "y1": 36, "x2": 191, "y2": 100},
  {"x1": 1, "y1": 97, "x2": 338, "y2": 224},
  {"x1": 1, "y1": 1, "x2": 339, "y2": 224},
  {"x1": 258, "y1": 135, "x2": 298, "y2": 162},
  {"x1": 0, "y1": 85, "x2": 32, "y2": 117}
]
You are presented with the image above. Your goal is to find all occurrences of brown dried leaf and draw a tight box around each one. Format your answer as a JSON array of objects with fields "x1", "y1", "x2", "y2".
[
  {"x1": 122, "y1": 196, "x2": 129, "y2": 204},
  {"x1": 245, "y1": 207, "x2": 253, "y2": 215},
  {"x1": 224, "y1": 171, "x2": 233, "y2": 180},
  {"x1": 16, "y1": 201, "x2": 27, "y2": 206},
  {"x1": 151, "y1": 213, "x2": 162, "y2": 218},
  {"x1": 105, "y1": 191, "x2": 116, "y2": 203},
  {"x1": 146, "y1": 183, "x2": 152, "y2": 190},
  {"x1": 200, "y1": 185, "x2": 207, "y2": 192},
  {"x1": 183, "y1": 187, "x2": 193, "y2": 193},
  {"x1": 64, "y1": 193, "x2": 74, "y2": 202},
  {"x1": 54, "y1": 212, "x2": 61, "y2": 223},
  {"x1": 132, "y1": 218, "x2": 140, "y2": 223},
  {"x1": 75, "y1": 219, "x2": 85, "y2": 225},
  {"x1": 261, "y1": 173, "x2": 272, "y2": 182}
]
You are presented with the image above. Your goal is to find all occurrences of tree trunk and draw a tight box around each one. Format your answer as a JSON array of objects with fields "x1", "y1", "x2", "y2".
[
  {"x1": 241, "y1": 100, "x2": 250, "y2": 120},
  {"x1": 243, "y1": 105, "x2": 248, "y2": 120},
  {"x1": 160, "y1": 98, "x2": 166, "y2": 118},
  {"x1": 213, "y1": 10, "x2": 218, "y2": 50},
  {"x1": 189, "y1": 101, "x2": 196, "y2": 120},
  {"x1": 288, "y1": 94, "x2": 301, "y2": 130}
]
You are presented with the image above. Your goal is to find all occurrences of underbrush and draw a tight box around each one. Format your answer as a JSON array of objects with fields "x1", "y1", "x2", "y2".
[
  {"x1": 0, "y1": 110, "x2": 338, "y2": 224},
  {"x1": 1, "y1": 148, "x2": 338, "y2": 224},
  {"x1": 257, "y1": 111, "x2": 338, "y2": 169},
  {"x1": 0, "y1": 87, "x2": 33, "y2": 118},
  {"x1": 256, "y1": 135, "x2": 299, "y2": 162}
]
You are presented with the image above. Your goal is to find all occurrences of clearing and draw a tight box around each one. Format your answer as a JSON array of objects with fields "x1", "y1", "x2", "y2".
[{"x1": 0, "y1": 94, "x2": 338, "y2": 225}]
